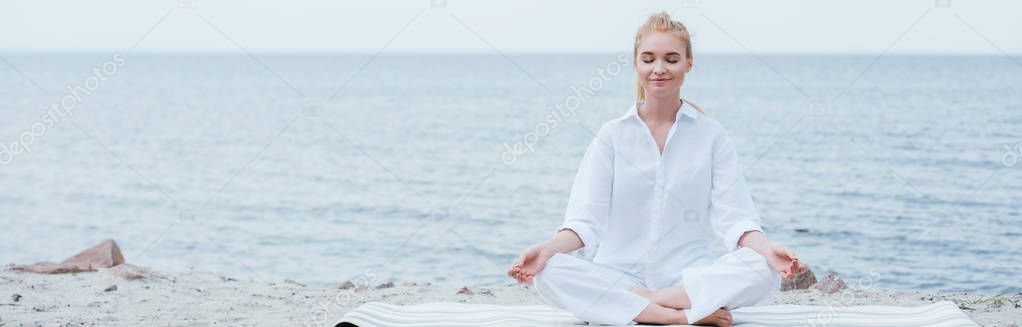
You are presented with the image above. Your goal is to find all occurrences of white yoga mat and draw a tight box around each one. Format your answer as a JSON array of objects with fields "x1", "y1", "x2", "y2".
[{"x1": 335, "y1": 300, "x2": 977, "y2": 326}]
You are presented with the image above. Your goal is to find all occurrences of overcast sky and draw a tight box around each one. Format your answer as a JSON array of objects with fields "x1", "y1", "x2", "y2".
[{"x1": 2, "y1": 0, "x2": 1020, "y2": 54}]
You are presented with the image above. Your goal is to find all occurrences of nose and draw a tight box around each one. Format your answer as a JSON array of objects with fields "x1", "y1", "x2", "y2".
[{"x1": 653, "y1": 61, "x2": 668, "y2": 75}]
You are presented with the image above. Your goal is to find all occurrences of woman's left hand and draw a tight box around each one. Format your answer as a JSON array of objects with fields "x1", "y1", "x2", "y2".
[{"x1": 761, "y1": 242, "x2": 806, "y2": 279}]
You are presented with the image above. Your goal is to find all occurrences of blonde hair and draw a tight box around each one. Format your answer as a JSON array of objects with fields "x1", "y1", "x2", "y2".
[{"x1": 634, "y1": 12, "x2": 702, "y2": 113}]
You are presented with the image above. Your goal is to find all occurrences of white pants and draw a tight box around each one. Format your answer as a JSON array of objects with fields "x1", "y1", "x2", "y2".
[{"x1": 533, "y1": 247, "x2": 780, "y2": 325}]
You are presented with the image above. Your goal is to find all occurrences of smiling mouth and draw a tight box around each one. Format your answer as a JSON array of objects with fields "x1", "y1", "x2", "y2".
[{"x1": 650, "y1": 78, "x2": 672, "y2": 81}]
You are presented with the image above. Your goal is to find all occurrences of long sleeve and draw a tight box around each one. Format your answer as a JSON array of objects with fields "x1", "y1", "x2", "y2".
[
  {"x1": 709, "y1": 131, "x2": 763, "y2": 252},
  {"x1": 558, "y1": 125, "x2": 615, "y2": 259}
]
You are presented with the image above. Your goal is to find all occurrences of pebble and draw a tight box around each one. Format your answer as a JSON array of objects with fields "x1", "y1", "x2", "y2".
[
  {"x1": 781, "y1": 265, "x2": 817, "y2": 291},
  {"x1": 813, "y1": 273, "x2": 847, "y2": 294}
]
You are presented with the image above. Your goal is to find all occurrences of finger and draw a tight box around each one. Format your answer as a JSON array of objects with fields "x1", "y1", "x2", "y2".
[
  {"x1": 514, "y1": 251, "x2": 530, "y2": 266},
  {"x1": 785, "y1": 248, "x2": 797, "y2": 260}
]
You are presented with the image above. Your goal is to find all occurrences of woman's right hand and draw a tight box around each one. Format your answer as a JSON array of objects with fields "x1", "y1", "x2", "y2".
[{"x1": 507, "y1": 243, "x2": 555, "y2": 284}]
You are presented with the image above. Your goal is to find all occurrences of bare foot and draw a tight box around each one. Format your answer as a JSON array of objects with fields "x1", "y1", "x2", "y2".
[
  {"x1": 629, "y1": 285, "x2": 692, "y2": 310},
  {"x1": 630, "y1": 285, "x2": 655, "y2": 299},
  {"x1": 632, "y1": 302, "x2": 688, "y2": 325},
  {"x1": 692, "y1": 307, "x2": 733, "y2": 327}
]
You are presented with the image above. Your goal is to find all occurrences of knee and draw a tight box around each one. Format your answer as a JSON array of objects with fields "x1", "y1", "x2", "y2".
[
  {"x1": 533, "y1": 253, "x2": 581, "y2": 292},
  {"x1": 729, "y1": 249, "x2": 782, "y2": 305},
  {"x1": 747, "y1": 257, "x2": 782, "y2": 297},
  {"x1": 742, "y1": 269, "x2": 781, "y2": 306},
  {"x1": 532, "y1": 256, "x2": 571, "y2": 307},
  {"x1": 533, "y1": 254, "x2": 567, "y2": 288},
  {"x1": 738, "y1": 248, "x2": 781, "y2": 282}
]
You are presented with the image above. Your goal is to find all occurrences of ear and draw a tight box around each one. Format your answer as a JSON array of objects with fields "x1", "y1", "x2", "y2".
[{"x1": 686, "y1": 58, "x2": 694, "y2": 73}]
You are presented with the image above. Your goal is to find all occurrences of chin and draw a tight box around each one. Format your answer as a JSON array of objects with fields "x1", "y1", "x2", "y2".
[{"x1": 646, "y1": 87, "x2": 681, "y2": 96}]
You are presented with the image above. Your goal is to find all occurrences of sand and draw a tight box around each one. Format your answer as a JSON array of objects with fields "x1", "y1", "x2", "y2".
[{"x1": 0, "y1": 268, "x2": 1019, "y2": 326}]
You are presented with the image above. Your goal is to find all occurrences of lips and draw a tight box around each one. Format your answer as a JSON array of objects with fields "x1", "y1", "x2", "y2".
[{"x1": 649, "y1": 78, "x2": 672, "y2": 85}]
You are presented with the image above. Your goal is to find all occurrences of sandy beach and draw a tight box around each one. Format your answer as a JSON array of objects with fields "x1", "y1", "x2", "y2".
[
  {"x1": 3, "y1": 2, "x2": 1021, "y2": 327},
  {"x1": 0, "y1": 267, "x2": 1018, "y2": 327}
]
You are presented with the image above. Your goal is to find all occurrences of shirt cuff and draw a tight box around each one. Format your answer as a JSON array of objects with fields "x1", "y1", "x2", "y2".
[
  {"x1": 725, "y1": 221, "x2": 763, "y2": 252},
  {"x1": 557, "y1": 221, "x2": 598, "y2": 258}
]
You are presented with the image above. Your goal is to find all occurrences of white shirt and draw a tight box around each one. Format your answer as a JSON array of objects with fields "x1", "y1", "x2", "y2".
[{"x1": 558, "y1": 100, "x2": 764, "y2": 289}]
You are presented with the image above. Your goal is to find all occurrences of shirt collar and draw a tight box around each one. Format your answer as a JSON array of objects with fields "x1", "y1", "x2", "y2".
[{"x1": 625, "y1": 99, "x2": 701, "y2": 121}]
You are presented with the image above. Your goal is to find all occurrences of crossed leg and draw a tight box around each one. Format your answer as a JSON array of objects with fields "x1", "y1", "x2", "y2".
[
  {"x1": 633, "y1": 301, "x2": 733, "y2": 326},
  {"x1": 533, "y1": 252, "x2": 742, "y2": 326},
  {"x1": 631, "y1": 284, "x2": 692, "y2": 310},
  {"x1": 632, "y1": 248, "x2": 782, "y2": 325},
  {"x1": 632, "y1": 285, "x2": 734, "y2": 326}
]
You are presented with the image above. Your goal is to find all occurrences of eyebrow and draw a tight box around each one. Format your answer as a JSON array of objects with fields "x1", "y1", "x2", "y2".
[{"x1": 639, "y1": 51, "x2": 682, "y2": 56}]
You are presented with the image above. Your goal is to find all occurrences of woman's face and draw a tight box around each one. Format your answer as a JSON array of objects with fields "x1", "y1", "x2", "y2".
[{"x1": 634, "y1": 32, "x2": 692, "y2": 99}]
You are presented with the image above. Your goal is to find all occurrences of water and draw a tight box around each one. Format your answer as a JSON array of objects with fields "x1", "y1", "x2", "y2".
[{"x1": 1, "y1": 53, "x2": 1019, "y2": 293}]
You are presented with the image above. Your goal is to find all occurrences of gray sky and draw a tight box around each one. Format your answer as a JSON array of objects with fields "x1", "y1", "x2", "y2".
[{"x1": 2, "y1": 0, "x2": 1020, "y2": 54}]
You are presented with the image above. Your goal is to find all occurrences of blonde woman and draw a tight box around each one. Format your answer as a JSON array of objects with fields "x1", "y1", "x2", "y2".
[{"x1": 507, "y1": 12, "x2": 805, "y2": 326}]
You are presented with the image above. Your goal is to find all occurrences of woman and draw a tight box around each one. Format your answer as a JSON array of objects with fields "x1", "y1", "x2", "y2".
[{"x1": 506, "y1": 12, "x2": 805, "y2": 326}]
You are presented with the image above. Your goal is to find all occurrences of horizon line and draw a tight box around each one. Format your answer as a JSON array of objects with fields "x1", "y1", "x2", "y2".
[{"x1": 3, "y1": 50, "x2": 1020, "y2": 57}]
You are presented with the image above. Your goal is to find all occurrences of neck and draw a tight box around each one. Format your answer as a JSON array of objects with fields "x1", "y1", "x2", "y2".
[{"x1": 640, "y1": 92, "x2": 682, "y2": 122}]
